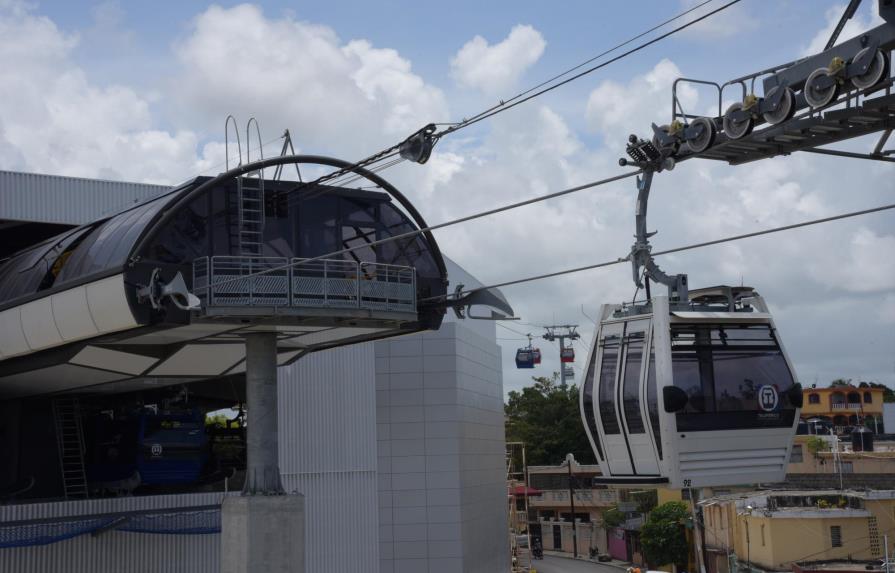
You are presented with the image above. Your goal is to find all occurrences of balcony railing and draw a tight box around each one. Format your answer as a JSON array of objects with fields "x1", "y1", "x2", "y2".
[
  {"x1": 193, "y1": 256, "x2": 416, "y2": 313},
  {"x1": 831, "y1": 403, "x2": 862, "y2": 410},
  {"x1": 529, "y1": 489, "x2": 618, "y2": 506}
]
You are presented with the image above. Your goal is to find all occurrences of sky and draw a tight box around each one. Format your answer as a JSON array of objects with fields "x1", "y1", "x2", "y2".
[{"x1": 0, "y1": 0, "x2": 892, "y2": 396}]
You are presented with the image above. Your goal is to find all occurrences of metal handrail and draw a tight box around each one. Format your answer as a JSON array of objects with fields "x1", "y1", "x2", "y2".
[{"x1": 194, "y1": 256, "x2": 416, "y2": 312}]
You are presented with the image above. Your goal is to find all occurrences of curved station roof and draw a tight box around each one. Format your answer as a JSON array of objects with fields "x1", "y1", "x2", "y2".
[{"x1": 0, "y1": 156, "x2": 453, "y2": 398}]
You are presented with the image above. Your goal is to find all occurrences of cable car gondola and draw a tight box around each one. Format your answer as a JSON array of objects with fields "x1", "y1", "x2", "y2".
[
  {"x1": 515, "y1": 335, "x2": 540, "y2": 369},
  {"x1": 515, "y1": 347, "x2": 535, "y2": 369},
  {"x1": 580, "y1": 286, "x2": 802, "y2": 488},
  {"x1": 579, "y1": 148, "x2": 802, "y2": 488},
  {"x1": 560, "y1": 347, "x2": 575, "y2": 363}
]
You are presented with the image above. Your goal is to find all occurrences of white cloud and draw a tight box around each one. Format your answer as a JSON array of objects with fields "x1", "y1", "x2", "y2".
[
  {"x1": 811, "y1": 227, "x2": 895, "y2": 293},
  {"x1": 0, "y1": 2, "x2": 202, "y2": 182},
  {"x1": 450, "y1": 25, "x2": 545, "y2": 95},
  {"x1": 803, "y1": 2, "x2": 883, "y2": 56},
  {"x1": 881, "y1": 294, "x2": 895, "y2": 324},
  {"x1": 677, "y1": 0, "x2": 759, "y2": 40},
  {"x1": 174, "y1": 4, "x2": 448, "y2": 158},
  {"x1": 585, "y1": 59, "x2": 696, "y2": 149}
]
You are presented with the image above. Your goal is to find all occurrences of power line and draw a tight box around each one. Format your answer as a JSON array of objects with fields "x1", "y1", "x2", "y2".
[
  {"x1": 198, "y1": 169, "x2": 642, "y2": 292},
  {"x1": 423, "y1": 202, "x2": 895, "y2": 303}
]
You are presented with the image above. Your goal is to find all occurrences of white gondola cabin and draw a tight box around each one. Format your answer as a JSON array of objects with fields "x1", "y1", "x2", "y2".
[{"x1": 579, "y1": 286, "x2": 802, "y2": 488}]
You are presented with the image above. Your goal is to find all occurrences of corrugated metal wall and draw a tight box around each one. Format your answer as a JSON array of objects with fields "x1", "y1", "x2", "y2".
[
  {"x1": 0, "y1": 170, "x2": 172, "y2": 224},
  {"x1": 278, "y1": 343, "x2": 380, "y2": 573},
  {"x1": 0, "y1": 493, "x2": 228, "y2": 573}
]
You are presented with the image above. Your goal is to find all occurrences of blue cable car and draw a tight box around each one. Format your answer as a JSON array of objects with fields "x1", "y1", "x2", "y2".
[{"x1": 515, "y1": 348, "x2": 535, "y2": 369}]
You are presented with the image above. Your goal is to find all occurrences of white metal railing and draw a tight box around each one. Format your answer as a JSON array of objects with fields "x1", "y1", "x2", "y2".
[
  {"x1": 530, "y1": 490, "x2": 616, "y2": 505},
  {"x1": 193, "y1": 256, "x2": 416, "y2": 313},
  {"x1": 831, "y1": 403, "x2": 862, "y2": 410}
]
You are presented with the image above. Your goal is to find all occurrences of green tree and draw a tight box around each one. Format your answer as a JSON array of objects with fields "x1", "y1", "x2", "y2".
[
  {"x1": 205, "y1": 413, "x2": 229, "y2": 428},
  {"x1": 868, "y1": 382, "x2": 895, "y2": 403},
  {"x1": 640, "y1": 501, "x2": 690, "y2": 569},
  {"x1": 805, "y1": 436, "x2": 830, "y2": 458},
  {"x1": 504, "y1": 373, "x2": 595, "y2": 466},
  {"x1": 602, "y1": 506, "x2": 625, "y2": 528}
]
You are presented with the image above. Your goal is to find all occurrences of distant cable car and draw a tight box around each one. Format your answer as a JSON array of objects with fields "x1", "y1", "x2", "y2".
[
  {"x1": 560, "y1": 347, "x2": 575, "y2": 363},
  {"x1": 515, "y1": 348, "x2": 535, "y2": 369},
  {"x1": 579, "y1": 286, "x2": 802, "y2": 488},
  {"x1": 532, "y1": 348, "x2": 542, "y2": 364}
]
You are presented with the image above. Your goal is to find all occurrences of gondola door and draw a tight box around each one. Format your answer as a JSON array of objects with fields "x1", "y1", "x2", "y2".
[
  {"x1": 619, "y1": 320, "x2": 660, "y2": 476},
  {"x1": 596, "y1": 320, "x2": 631, "y2": 475},
  {"x1": 596, "y1": 318, "x2": 660, "y2": 477}
]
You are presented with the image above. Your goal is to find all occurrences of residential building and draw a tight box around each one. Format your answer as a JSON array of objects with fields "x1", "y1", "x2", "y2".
[
  {"x1": 785, "y1": 434, "x2": 895, "y2": 490},
  {"x1": 527, "y1": 462, "x2": 616, "y2": 556},
  {"x1": 801, "y1": 385, "x2": 885, "y2": 432},
  {"x1": 700, "y1": 489, "x2": 895, "y2": 573}
]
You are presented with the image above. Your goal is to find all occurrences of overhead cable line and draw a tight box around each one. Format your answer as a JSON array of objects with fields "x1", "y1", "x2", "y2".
[
  {"x1": 422, "y1": 202, "x2": 895, "y2": 303},
  {"x1": 433, "y1": 0, "x2": 741, "y2": 137},
  {"x1": 437, "y1": 0, "x2": 717, "y2": 132},
  {"x1": 199, "y1": 169, "x2": 642, "y2": 292},
  {"x1": 497, "y1": 322, "x2": 532, "y2": 338},
  {"x1": 275, "y1": 0, "x2": 739, "y2": 203}
]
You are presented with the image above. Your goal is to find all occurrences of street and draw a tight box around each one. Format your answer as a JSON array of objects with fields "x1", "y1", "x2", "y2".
[{"x1": 528, "y1": 555, "x2": 623, "y2": 573}]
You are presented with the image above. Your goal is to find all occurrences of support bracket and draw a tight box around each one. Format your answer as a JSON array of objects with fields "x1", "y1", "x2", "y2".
[{"x1": 627, "y1": 168, "x2": 689, "y2": 303}]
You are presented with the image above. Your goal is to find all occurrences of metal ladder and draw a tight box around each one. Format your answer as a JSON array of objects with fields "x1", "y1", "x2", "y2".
[
  {"x1": 225, "y1": 116, "x2": 266, "y2": 256},
  {"x1": 237, "y1": 174, "x2": 265, "y2": 256},
  {"x1": 52, "y1": 397, "x2": 88, "y2": 499}
]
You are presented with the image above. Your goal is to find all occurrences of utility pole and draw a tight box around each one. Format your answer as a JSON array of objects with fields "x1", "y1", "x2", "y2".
[
  {"x1": 884, "y1": 534, "x2": 891, "y2": 573},
  {"x1": 564, "y1": 453, "x2": 579, "y2": 559},
  {"x1": 542, "y1": 325, "x2": 580, "y2": 387}
]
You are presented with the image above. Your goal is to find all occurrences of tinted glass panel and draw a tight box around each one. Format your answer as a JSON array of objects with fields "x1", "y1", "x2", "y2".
[
  {"x1": 598, "y1": 336, "x2": 621, "y2": 435},
  {"x1": 645, "y1": 345, "x2": 662, "y2": 459},
  {"x1": 582, "y1": 344, "x2": 604, "y2": 459},
  {"x1": 146, "y1": 195, "x2": 208, "y2": 265},
  {"x1": 671, "y1": 324, "x2": 797, "y2": 431},
  {"x1": 57, "y1": 193, "x2": 179, "y2": 283},
  {"x1": 622, "y1": 332, "x2": 645, "y2": 433}
]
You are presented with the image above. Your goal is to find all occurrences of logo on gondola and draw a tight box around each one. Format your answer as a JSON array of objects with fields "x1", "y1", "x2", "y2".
[
  {"x1": 758, "y1": 385, "x2": 779, "y2": 412},
  {"x1": 150, "y1": 443, "x2": 163, "y2": 457}
]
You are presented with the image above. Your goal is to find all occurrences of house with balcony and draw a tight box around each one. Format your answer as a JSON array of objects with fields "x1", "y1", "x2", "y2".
[{"x1": 800, "y1": 385, "x2": 885, "y2": 433}]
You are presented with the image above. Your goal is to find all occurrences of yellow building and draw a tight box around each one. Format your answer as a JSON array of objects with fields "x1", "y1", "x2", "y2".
[
  {"x1": 700, "y1": 489, "x2": 895, "y2": 573},
  {"x1": 801, "y1": 385, "x2": 885, "y2": 431}
]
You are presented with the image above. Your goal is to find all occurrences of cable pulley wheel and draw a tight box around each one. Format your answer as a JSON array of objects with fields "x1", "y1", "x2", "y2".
[
  {"x1": 804, "y1": 67, "x2": 839, "y2": 108},
  {"x1": 851, "y1": 48, "x2": 888, "y2": 90},
  {"x1": 685, "y1": 117, "x2": 716, "y2": 153},
  {"x1": 761, "y1": 86, "x2": 795, "y2": 125},
  {"x1": 651, "y1": 124, "x2": 679, "y2": 154},
  {"x1": 722, "y1": 102, "x2": 753, "y2": 140}
]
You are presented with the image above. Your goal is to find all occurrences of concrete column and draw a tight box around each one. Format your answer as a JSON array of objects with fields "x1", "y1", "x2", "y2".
[
  {"x1": 244, "y1": 331, "x2": 283, "y2": 494},
  {"x1": 222, "y1": 331, "x2": 304, "y2": 573}
]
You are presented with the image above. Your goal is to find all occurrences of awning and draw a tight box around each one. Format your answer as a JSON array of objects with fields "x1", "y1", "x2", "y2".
[{"x1": 510, "y1": 485, "x2": 543, "y2": 497}]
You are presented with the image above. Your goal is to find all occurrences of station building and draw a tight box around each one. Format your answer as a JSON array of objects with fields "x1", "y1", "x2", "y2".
[{"x1": 0, "y1": 168, "x2": 510, "y2": 572}]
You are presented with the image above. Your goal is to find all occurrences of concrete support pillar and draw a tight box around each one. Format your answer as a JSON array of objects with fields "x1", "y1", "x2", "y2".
[
  {"x1": 222, "y1": 331, "x2": 304, "y2": 573},
  {"x1": 244, "y1": 331, "x2": 283, "y2": 494}
]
